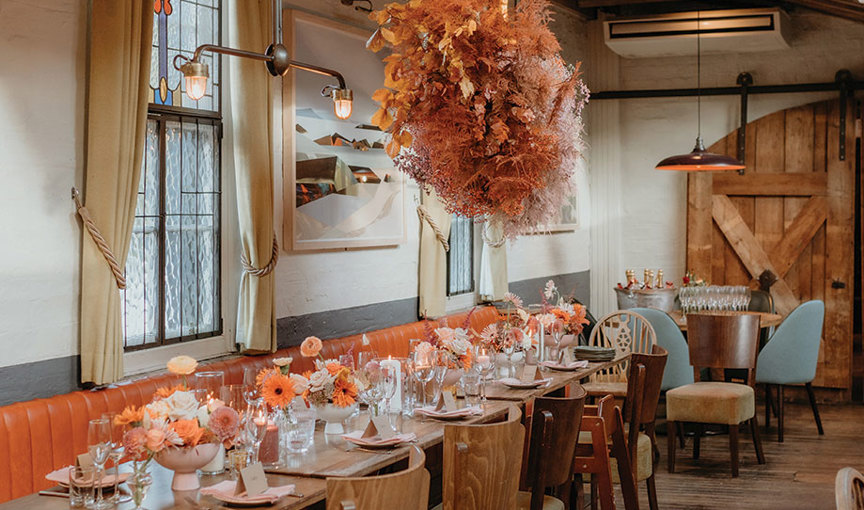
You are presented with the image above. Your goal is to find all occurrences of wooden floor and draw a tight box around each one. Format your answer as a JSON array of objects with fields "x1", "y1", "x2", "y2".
[{"x1": 613, "y1": 402, "x2": 864, "y2": 510}]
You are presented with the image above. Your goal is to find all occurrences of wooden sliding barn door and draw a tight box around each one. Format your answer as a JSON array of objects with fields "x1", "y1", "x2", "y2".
[{"x1": 687, "y1": 99, "x2": 857, "y2": 390}]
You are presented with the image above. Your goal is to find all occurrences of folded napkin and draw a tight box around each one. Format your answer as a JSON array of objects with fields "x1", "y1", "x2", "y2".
[
  {"x1": 414, "y1": 406, "x2": 483, "y2": 418},
  {"x1": 341, "y1": 431, "x2": 417, "y2": 447},
  {"x1": 46, "y1": 467, "x2": 129, "y2": 487},
  {"x1": 498, "y1": 377, "x2": 551, "y2": 388},
  {"x1": 540, "y1": 360, "x2": 589, "y2": 370},
  {"x1": 200, "y1": 480, "x2": 296, "y2": 504}
]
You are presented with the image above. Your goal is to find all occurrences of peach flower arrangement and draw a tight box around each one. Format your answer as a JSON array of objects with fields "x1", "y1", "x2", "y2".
[{"x1": 113, "y1": 356, "x2": 241, "y2": 463}]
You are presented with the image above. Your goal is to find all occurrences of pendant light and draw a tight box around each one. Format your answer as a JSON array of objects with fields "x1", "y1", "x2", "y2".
[{"x1": 655, "y1": 11, "x2": 745, "y2": 172}]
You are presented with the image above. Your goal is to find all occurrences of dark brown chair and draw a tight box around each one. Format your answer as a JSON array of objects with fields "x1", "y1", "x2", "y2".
[
  {"x1": 623, "y1": 345, "x2": 668, "y2": 510},
  {"x1": 518, "y1": 387, "x2": 588, "y2": 510},
  {"x1": 666, "y1": 312, "x2": 766, "y2": 477},
  {"x1": 572, "y1": 394, "x2": 639, "y2": 510}
]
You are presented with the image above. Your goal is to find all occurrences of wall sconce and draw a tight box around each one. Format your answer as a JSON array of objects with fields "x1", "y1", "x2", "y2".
[{"x1": 174, "y1": 0, "x2": 353, "y2": 119}]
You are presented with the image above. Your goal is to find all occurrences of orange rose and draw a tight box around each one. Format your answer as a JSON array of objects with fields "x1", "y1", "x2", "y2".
[
  {"x1": 114, "y1": 406, "x2": 144, "y2": 427},
  {"x1": 145, "y1": 429, "x2": 167, "y2": 452},
  {"x1": 300, "y1": 336, "x2": 323, "y2": 358},
  {"x1": 325, "y1": 362, "x2": 343, "y2": 375},
  {"x1": 171, "y1": 419, "x2": 204, "y2": 447},
  {"x1": 166, "y1": 355, "x2": 198, "y2": 375}
]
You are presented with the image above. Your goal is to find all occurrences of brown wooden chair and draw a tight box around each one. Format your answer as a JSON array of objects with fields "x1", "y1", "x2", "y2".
[
  {"x1": 518, "y1": 387, "x2": 588, "y2": 510},
  {"x1": 441, "y1": 405, "x2": 525, "y2": 510},
  {"x1": 666, "y1": 312, "x2": 766, "y2": 477},
  {"x1": 622, "y1": 345, "x2": 668, "y2": 510},
  {"x1": 326, "y1": 445, "x2": 430, "y2": 510},
  {"x1": 836, "y1": 467, "x2": 864, "y2": 510},
  {"x1": 572, "y1": 394, "x2": 639, "y2": 510},
  {"x1": 583, "y1": 310, "x2": 657, "y2": 398}
]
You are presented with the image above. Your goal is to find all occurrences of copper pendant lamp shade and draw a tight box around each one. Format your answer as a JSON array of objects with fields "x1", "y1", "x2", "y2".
[
  {"x1": 655, "y1": 137, "x2": 746, "y2": 171},
  {"x1": 655, "y1": 11, "x2": 745, "y2": 172}
]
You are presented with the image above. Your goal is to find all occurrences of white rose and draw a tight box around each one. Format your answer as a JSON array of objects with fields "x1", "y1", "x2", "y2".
[
  {"x1": 290, "y1": 374, "x2": 309, "y2": 393},
  {"x1": 165, "y1": 390, "x2": 200, "y2": 421},
  {"x1": 309, "y1": 370, "x2": 330, "y2": 392},
  {"x1": 196, "y1": 406, "x2": 210, "y2": 428},
  {"x1": 451, "y1": 337, "x2": 471, "y2": 356},
  {"x1": 273, "y1": 357, "x2": 292, "y2": 367},
  {"x1": 145, "y1": 400, "x2": 170, "y2": 422}
]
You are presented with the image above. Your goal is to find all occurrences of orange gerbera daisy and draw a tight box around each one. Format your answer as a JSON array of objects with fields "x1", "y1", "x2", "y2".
[
  {"x1": 256, "y1": 367, "x2": 278, "y2": 387},
  {"x1": 332, "y1": 378, "x2": 357, "y2": 408},
  {"x1": 113, "y1": 405, "x2": 145, "y2": 427},
  {"x1": 551, "y1": 308, "x2": 571, "y2": 323},
  {"x1": 171, "y1": 419, "x2": 204, "y2": 447},
  {"x1": 154, "y1": 384, "x2": 184, "y2": 399},
  {"x1": 261, "y1": 373, "x2": 295, "y2": 408}
]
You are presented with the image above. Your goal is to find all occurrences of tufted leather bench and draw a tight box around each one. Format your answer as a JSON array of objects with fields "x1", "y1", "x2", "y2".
[{"x1": 0, "y1": 307, "x2": 498, "y2": 503}]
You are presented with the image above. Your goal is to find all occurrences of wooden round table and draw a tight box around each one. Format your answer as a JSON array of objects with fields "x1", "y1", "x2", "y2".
[{"x1": 668, "y1": 310, "x2": 783, "y2": 331}]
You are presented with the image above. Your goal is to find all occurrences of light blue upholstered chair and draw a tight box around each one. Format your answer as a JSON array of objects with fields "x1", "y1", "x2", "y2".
[
  {"x1": 631, "y1": 308, "x2": 694, "y2": 391},
  {"x1": 755, "y1": 300, "x2": 825, "y2": 442}
]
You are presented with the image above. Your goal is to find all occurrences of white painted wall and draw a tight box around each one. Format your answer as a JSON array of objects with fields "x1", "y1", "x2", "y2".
[
  {"x1": 586, "y1": 9, "x2": 864, "y2": 315},
  {"x1": 0, "y1": 0, "x2": 85, "y2": 368}
]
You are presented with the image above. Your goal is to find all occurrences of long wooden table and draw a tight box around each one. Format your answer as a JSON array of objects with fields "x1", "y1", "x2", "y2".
[{"x1": 4, "y1": 354, "x2": 627, "y2": 510}]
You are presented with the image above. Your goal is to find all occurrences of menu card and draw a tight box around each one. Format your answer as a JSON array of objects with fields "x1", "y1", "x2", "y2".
[
  {"x1": 236, "y1": 462, "x2": 268, "y2": 497},
  {"x1": 434, "y1": 390, "x2": 458, "y2": 412}
]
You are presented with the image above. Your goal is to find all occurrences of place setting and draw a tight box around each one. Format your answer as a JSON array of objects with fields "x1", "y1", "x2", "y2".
[
  {"x1": 200, "y1": 461, "x2": 301, "y2": 507},
  {"x1": 341, "y1": 414, "x2": 417, "y2": 452}
]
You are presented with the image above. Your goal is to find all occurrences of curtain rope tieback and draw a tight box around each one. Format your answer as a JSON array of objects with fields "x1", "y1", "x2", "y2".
[
  {"x1": 416, "y1": 204, "x2": 449, "y2": 252},
  {"x1": 241, "y1": 234, "x2": 279, "y2": 277},
  {"x1": 481, "y1": 220, "x2": 506, "y2": 248},
  {"x1": 71, "y1": 187, "x2": 127, "y2": 290}
]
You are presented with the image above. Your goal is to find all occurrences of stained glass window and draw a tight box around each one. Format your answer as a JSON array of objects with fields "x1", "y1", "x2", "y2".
[
  {"x1": 447, "y1": 214, "x2": 474, "y2": 296},
  {"x1": 124, "y1": 0, "x2": 222, "y2": 350}
]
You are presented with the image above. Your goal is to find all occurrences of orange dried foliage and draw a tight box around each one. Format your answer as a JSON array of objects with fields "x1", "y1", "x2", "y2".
[{"x1": 368, "y1": 0, "x2": 588, "y2": 239}]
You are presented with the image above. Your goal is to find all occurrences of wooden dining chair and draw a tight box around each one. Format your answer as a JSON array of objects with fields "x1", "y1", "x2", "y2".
[
  {"x1": 835, "y1": 467, "x2": 864, "y2": 510},
  {"x1": 583, "y1": 310, "x2": 657, "y2": 398},
  {"x1": 572, "y1": 394, "x2": 639, "y2": 510},
  {"x1": 615, "y1": 345, "x2": 667, "y2": 510},
  {"x1": 441, "y1": 405, "x2": 525, "y2": 510},
  {"x1": 518, "y1": 387, "x2": 588, "y2": 510},
  {"x1": 666, "y1": 312, "x2": 766, "y2": 477},
  {"x1": 326, "y1": 445, "x2": 430, "y2": 510}
]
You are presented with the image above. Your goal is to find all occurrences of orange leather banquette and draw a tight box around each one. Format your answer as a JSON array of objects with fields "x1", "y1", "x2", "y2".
[{"x1": 0, "y1": 307, "x2": 498, "y2": 503}]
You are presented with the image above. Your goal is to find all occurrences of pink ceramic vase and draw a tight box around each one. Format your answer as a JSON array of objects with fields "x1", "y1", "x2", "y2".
[{"x1": 154, "y1": 443, "x2": 219, "y2": 491}]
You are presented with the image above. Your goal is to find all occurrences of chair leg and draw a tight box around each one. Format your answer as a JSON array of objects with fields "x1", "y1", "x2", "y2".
[
  {"x1": 677, "y1": 422, "x2": 686, "y2": 449},
  {"x1": 764, "y1": 384, "x2": 772, "y2": 429},
  {"x1": 777, "y1": 385, "x2": 784, "y2": 443},
  {"x1": 646, "y1": 475, "x2": 659, "y2": 510},
  {"x1": 693, "y1": 424, "x2": 702, "y2": 460},
  {"x1": 667, "y1": 420, "x2": 676, "y2": 473},
  {"x1": 750, "y1": 416, "x2": 766, "y2": 465},
  {"x1": 729, "y1": 424, "x2": 739, "y2": 478},
  {"x1": 805, "y1": 382, "x2": 825, "y2": 435}
]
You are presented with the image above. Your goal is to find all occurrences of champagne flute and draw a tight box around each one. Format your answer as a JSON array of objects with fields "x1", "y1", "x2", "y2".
[
  {"x1": 433, "y1": 350, "x2": 450, "y2": 402},
  {"x1": 87, "y1": 418, "x2": 112, "y2": 510}
]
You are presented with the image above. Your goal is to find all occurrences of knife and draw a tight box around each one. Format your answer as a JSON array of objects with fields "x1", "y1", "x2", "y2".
[{"x1": 39, "y1": 490, "x2": 70, "y2": 498}]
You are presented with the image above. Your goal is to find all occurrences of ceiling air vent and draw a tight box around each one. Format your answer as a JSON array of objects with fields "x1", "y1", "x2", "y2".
[{"x1": 604, "y1": 8, "x2": 791, "y2": 58}]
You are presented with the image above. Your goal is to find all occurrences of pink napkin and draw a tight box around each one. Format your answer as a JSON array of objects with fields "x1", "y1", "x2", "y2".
[
  {"x1": 341, "y1": 431, "x2": 417, "y2": 447},
  {"x1": 200, "y1": 480, "x2": 296, "y2": 504},
  {"x1": 540, "y1": 360, "x2": 589, "y2": 370},
  {"x1": 414, "y1": 406, "x2": 483, "y2": 418},
  {"x1": 498, "y1": 377, "x2": 552, "y2": 388},
  {"x1": 45, "y1": 467, "x2": 129, "y2": 488}
]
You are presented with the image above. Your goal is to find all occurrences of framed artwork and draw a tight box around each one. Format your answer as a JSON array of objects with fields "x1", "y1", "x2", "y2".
[
  {"x1": 547, "y1": 194, "x2": 580, "y2": 232},
  {"x1": 282, "y1": 11, "x2": 406, "y2": 251}
]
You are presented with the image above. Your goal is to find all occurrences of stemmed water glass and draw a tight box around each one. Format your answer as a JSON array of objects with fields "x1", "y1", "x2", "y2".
[
  {"x1": 502, "y1": 333, "x2": 517, "y2": 377},
  {"x1": 357, "y1": 356, "x2": 385, "y2": 416},
  {"x1": 474, "y1": 345, "x2": 495, "y2": 405},
  {"x1": 432, "y1": 350, "x2": 451, "y2": 402},
  {"x1": 87, "y1": 418, "x2": 112, "y2": 510},
  {"x1": 410, "y1": 349, "x2": 435, "y2": 409},
  {"x1": 551, "y1": 320, "x2": 566, "y2": 363},
  {"x1": 379, "y1": 363, "x2": 398, "y2": 424},
  {"x1": 242, "y1": 367, "x2": 261, "y2": 406},
  {"x1": 245, "y1": 401, "x2": 268, "y2": 463},
  {"x1": 102, "y1": 413, "x2": 131, "y2": 504}
]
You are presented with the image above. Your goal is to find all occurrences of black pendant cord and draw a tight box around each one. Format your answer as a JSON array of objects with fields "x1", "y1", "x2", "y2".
[{"x1": 696, "y1": 10, "x2": 702, "y2": 143}]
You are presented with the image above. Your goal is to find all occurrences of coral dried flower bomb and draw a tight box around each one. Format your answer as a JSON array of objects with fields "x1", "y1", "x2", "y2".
[{"x1": 301, "y1": 336, "x2": 323, "y2": 358}]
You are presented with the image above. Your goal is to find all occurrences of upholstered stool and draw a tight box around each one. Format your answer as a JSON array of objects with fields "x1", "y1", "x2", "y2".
[{"x1": 667, "y1": 381, "x2": 755, "y2": 425}]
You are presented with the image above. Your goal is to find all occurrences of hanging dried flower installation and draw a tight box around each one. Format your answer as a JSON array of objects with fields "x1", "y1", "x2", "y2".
[{"x1": 367, "y1": 0, "x2": 588, "y2": 239}]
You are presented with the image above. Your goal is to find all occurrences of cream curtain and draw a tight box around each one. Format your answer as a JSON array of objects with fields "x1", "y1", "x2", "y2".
[
  {"x1": 79, "y1": 0, "x2": 153, "y2": 385},
  {"x1": 479, "y1": 221, "x2": 508, "y2": 301},
  {"x1": 229, "y1": 0, "x2": 277, "y2": 353},
  {"x1": 418, "y1": 190, "x2": 452, "y2": 318}
]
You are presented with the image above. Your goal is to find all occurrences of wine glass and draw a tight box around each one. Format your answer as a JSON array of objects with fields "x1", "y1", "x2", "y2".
[
  {"x1": 379, "y1": 362, "x2": 398, "y2": 424},
  {"x1": 432, "y1": 350, "x2": 451, "y2": 402},
  {"x1": 474, "y1": 345, "x2": 495, "y2": 405},
  {"x1": 242, "y1": 367, "x2": 261, "y2": 406},
  {"x1": 502, "y1": 333, "x2": 517, "y2": 377},
  {"x1": 411, "y1": 349, "x2": 435, "y2": 409},
  {"x1": 87, "y1": 418, "x2": 112, "y2": 510},
  {"x1": 102, "y1": 413, "x2": 130, "y2": 504},
  {"x1": 357, "y1": 357, "x2": 384, "y2": 416},
  {"x1": 245, "y1": 402, "x2": 268, "y2": 463},
  {"x1": 551, "y1": 320, "x2": 566, "y2": 363}
]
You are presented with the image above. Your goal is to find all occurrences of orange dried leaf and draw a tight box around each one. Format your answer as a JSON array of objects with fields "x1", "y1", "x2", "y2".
[
  {"x1": 371, "y1": 108, "x2": 394, "y2": 131},
  {"x1": 372, "y1": 88, "x2": 392, "y2": 103},
  {"x1": 366, "y1": 29, "x2": 385, "y2": 52},
  {"x1": 380, "y1": 27, "x2": 398, "y2": 44},
  {"x1": 386, "y1": 138, "x2": 402, "y2": 158}
]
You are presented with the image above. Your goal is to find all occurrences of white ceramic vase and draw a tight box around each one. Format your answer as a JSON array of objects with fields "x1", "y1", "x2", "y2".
[
  {"x1": 153, "y1": 443, "x2": 219, "y2": 491},
  {"x1": 314, "y1": 403, "x2": 357, "y2": 434}
]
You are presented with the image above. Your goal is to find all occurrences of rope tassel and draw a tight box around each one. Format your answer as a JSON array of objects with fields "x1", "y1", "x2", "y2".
[
  {"x1": 241, "y1": 234, "x2": 279, "y2": 277},
  {"x1": 71, "y1": 187, "x2": 127, "y2": 289}
]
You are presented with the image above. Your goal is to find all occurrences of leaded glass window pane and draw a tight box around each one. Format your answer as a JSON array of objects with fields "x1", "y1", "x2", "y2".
[{"x1": 447, "y1": 215, "x2": 474, "y2": 296}]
